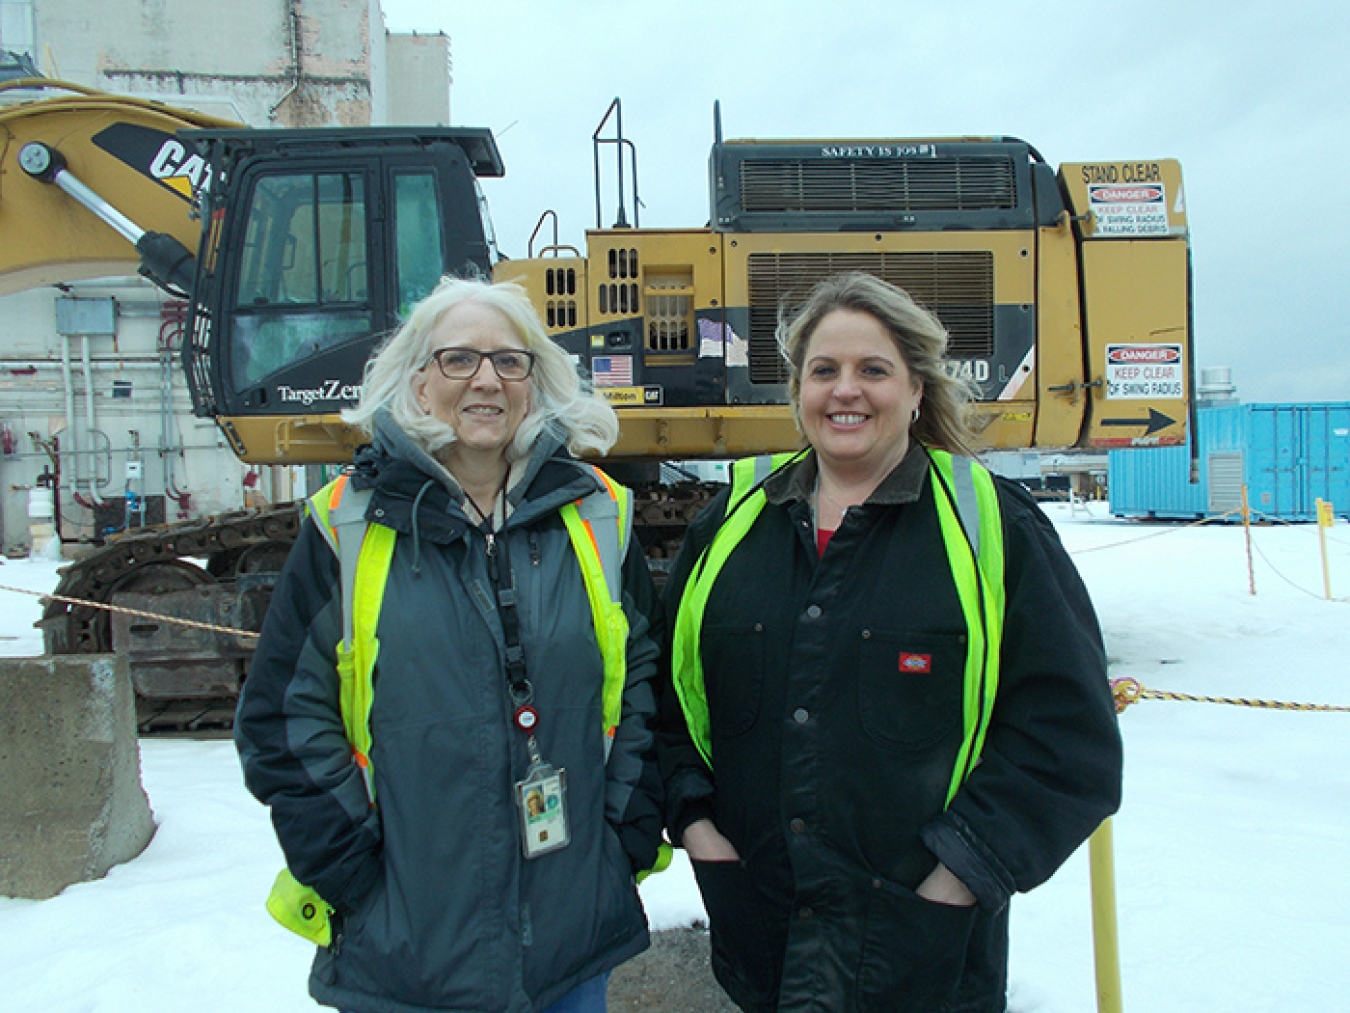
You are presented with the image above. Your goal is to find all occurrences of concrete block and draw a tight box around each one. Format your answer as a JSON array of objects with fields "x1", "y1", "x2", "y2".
[{"x1": 0, "y1": 654, "x2": 156, "y2": 899}]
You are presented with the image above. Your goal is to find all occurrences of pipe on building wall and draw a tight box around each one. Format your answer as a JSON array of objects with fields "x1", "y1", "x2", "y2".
[
  {"x1": 0, "y1": 356, "x2": 182, "y2": 369},
  {"x1": 59, "y1": 334, "x2": 82, "y2": 502},
  {"x1": 56, "y1": 335, "x2": 103, "y2": 531},
  {"x1": 80, "y1": 336, "x2": 108, "y2": 506},
  {"x1": 159, "y1": 304, "x2": 192, "y2": 512},
  {"x1": 5, "y1": 294, "x2": 253, "y2": 548},
  {"x1": 268, "y1": 0, "x2": 303, "y2": 121},
  {"x1": 161, "y1": 346, "x2": 190, "y2": 511}
]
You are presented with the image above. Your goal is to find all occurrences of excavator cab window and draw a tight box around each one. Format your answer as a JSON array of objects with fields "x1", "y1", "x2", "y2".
[
  {"x1": 228, "y1": 170, "x2": 372, "y2": 391},
  {"x1": 183, "y1": 128, "x2": 500, "y2": 419},
  {"x1": 393, "y1": 170, "x2": 445, "y2": 318}
]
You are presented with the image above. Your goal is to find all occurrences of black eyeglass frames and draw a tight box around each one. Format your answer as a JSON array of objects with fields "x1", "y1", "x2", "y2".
[{"x1": 426, "y1": 347, "x2": 536, "y2": 381}]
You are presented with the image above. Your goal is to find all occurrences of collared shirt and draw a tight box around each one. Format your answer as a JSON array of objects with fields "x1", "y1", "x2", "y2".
[{"x1": 764, "y1": 442, "x2": 930, "y2": 509}]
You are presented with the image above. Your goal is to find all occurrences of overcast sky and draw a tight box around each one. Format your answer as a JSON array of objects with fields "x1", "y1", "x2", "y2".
[{"x1": 383, "y1": 0, "x2": 1349, "y2": 404}]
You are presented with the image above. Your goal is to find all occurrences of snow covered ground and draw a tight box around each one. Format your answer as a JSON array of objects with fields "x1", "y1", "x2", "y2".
[{"x1": 2, "y1": 502, "x2": 1348, "y2": 1011}]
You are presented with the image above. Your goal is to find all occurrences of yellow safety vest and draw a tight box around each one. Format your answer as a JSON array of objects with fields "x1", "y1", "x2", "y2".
[
  {"x1": 671, "y1": 449, "x2": 1005, "y2": 808},
  {"x1": 267, "y1": 464, "x2": 665, "y2": 945}
]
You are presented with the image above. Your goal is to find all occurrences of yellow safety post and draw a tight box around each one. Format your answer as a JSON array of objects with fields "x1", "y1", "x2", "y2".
[
  {"x1": 1241, "y1": 485, "x2": 1256, "y2": 595},
  {"x1": 1316, "y1": 498, "x2": 1335, "y2": 600},
  {"x1": 1090, "y1": 819, "x2": 1124, "y2": 1013}
]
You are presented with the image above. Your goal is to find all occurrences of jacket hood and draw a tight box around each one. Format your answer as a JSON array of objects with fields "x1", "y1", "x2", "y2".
[{"x1": 349, "y1": 410, "x2": 602, "y2": 546}]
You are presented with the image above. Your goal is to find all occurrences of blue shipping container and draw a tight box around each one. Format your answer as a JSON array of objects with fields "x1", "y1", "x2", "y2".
[{"x1": 1109, "y1": 403, "x2": 1350, "y2": 521}]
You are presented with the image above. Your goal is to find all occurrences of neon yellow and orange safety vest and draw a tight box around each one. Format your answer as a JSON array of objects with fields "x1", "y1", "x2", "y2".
[{"x1": 268, "y1": 465, "x2": 669, "y2": 945}]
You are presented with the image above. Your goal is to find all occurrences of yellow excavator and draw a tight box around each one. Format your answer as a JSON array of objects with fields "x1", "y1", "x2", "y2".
[{"x1": 1, "y1": 81, "x2": 1192, "y2": 727}]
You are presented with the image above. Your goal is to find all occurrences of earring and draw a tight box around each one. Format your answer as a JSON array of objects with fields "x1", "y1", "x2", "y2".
[{"x1": 911, "y1": 406, "x2": 921, "y2": 424}]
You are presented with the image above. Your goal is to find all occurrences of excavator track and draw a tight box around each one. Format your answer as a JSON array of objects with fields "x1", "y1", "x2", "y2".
[
  {"x1": 39, "y1": 503, "x2": 302, "y2": 734},
  {"x1": 34, "y1": 482, "x2": 714, "y2": 734},
  {"x1": 629, "y1": 481, "x2": 719, "y2": 577}
]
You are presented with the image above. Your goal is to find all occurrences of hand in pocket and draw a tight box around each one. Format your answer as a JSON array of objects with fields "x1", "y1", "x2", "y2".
[
  {"x1": 682, "y1": 819, "x2": 740, "y2": 862},
  {"x1": 857, "y1": 878, "x2": 977, "y2": 1011}
]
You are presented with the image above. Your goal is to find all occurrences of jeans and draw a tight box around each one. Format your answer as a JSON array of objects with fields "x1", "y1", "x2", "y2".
[
  {"x1": 540, "y1": 972, "x2": 610, "y2": 1013},
  {"x1": 340, "y1": 972, "x2": 609, "y2": 1013}
]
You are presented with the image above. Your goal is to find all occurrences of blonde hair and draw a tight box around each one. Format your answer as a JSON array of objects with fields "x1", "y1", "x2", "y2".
[
  {"x1": 344, "y1": 277, "x2": 618, "y2": 459},
  {"x1": 778, "y1": 272, "x2": 979, "y2": 456}
]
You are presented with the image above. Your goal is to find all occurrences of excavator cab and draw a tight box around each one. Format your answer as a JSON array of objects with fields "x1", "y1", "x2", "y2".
[
  {"x1": 4, "y1": 82, "x2": 504, "y2": 462},
  {"x1": 181, "y1": 127, "x2": 504, "y2": 463},
  {"x1": 2, "y1": 93, "x2": 505, "y2": 723}
]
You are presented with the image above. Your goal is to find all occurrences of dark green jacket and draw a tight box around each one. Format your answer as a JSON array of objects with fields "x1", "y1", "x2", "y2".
[{"x1": 237, "y1": 413, "x2": 663, "y2": 1012}]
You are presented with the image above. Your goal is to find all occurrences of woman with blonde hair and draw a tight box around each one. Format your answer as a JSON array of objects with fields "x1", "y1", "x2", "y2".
[
  {"x1": 238, "y1": 277, "x2": 664, "y2": 1012},
  {"x1": 662, "y1": 272, "x2": 1121, "y2": 1011}
]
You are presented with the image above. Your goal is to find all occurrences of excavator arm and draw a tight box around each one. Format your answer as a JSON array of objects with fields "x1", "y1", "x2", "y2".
[{"x1": 0, "y1": 78, "x2": 240, "y2": 295}]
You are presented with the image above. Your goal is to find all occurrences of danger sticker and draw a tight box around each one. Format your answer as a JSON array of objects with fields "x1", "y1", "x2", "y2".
[
  {"x1": 1090, "y1": 183, "x2": 1169, "y2": 236},
  {"x1": 1108, "y1": 346, "x2": 1181, "y2": 365},
  {"x1": 1106, "y1": 344, "x2": 1185, "y2": 400}
]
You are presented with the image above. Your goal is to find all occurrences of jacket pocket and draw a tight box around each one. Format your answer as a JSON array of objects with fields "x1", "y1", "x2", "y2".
[
  {"x1": 855, "y1": 630, "x2": 967, "y2": 751},
  {"x1": 691, "y1": 859, "x2": 782, "y2": 1009},
  {"x1": 702, "y1": 624, "x2": 765, "y2": 738},
  {"x1": 591, "y1": 820, "x2": 645, "y2": 950},
  {"x1": 855, "y1": 876, "x2": 976, "y2": 1012}
]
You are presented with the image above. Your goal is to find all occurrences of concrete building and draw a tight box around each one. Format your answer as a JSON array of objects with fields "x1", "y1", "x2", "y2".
[
  {"x1": 0, "y1": 0, "x2": 451, "y2": 554},
  {"x1": 7, "y1": 0, "x2": 449, "y2": 126}
]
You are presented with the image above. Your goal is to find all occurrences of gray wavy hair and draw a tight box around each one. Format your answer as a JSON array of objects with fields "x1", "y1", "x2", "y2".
[
  {"x1": 778, "y1": 272, "x2": 979, "y2": 456},
  {"x1": 343, "y1": 277, "x2": 618, "y2": 460}
]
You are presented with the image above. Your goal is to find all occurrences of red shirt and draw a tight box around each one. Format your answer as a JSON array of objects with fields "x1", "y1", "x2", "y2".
[{"x1": 816, "y1": 526, "x2": 834, "y2": 556}]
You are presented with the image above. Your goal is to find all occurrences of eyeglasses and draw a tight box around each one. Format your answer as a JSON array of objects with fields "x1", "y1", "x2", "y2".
[{"x1": 427, "y1": 347, "x2": 536, "y2": 381}]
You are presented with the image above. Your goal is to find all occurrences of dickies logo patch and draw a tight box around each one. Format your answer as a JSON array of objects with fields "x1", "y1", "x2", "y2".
[{"x1": 899, "y1": 653, "x2": 932, "y2": 674}]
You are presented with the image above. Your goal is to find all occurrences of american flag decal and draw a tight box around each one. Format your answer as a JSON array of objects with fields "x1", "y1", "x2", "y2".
[{"x1": 592, "y1": 355, "x2": 633, "y2": 387}]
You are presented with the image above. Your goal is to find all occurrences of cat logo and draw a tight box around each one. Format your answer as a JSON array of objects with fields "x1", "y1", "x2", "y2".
[
  {"x1": 91, "y1": 123, "x2": 212, "y2": 203},
  {"x1": 147, "y1": 138, "x2": 211, "y2": 199}
]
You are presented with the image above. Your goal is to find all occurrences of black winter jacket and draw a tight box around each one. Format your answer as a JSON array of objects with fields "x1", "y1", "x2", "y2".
[
  {"x1": 659, "y1": 447, "x2": 1122, "y2": 1012},
  {"x1": 237, "y1": 414, "x2": 664, "y2": 1012}
]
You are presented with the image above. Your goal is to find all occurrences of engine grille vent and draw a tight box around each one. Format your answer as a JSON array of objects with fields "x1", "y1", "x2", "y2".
[
  {"x1": 740, "y1": 157, "x2": 1017, "y2": 214},
  {"x1": 746, "y1": 252, "x2": 995, "y2": 384}
]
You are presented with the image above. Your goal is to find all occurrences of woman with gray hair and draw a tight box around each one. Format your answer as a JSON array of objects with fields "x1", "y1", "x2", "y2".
[
  {"x1": 661, "y1": 272, "x2": 1121, "y2": 1011},
  {"x1": 343, "y1": 276, "x2": 620, "y2": 474},
  {"x1": 237, "y1": 277, "x2": 664, "y2": 1012}
]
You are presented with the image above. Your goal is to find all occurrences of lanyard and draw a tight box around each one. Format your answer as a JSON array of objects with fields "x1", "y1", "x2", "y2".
[
  {"x1": 465, "y1": 477, "x2": 570, "y2": 860},
  {"x1": 468, "y1": 481, "x2": 544, "y2": 759}
]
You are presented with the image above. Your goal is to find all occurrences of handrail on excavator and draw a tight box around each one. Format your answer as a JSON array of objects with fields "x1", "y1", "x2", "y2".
[
  {"x1": 526, "y1": 210, "x2": 580, "y2": 259},
  {"x1": 592, "y1": 97, "x2": 640, "y2": 231}
]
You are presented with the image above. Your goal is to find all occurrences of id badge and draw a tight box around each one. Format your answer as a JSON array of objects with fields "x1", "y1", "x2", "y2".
[{"x1": 515, "y1": 761, "x2": 570, "y2": 859}]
